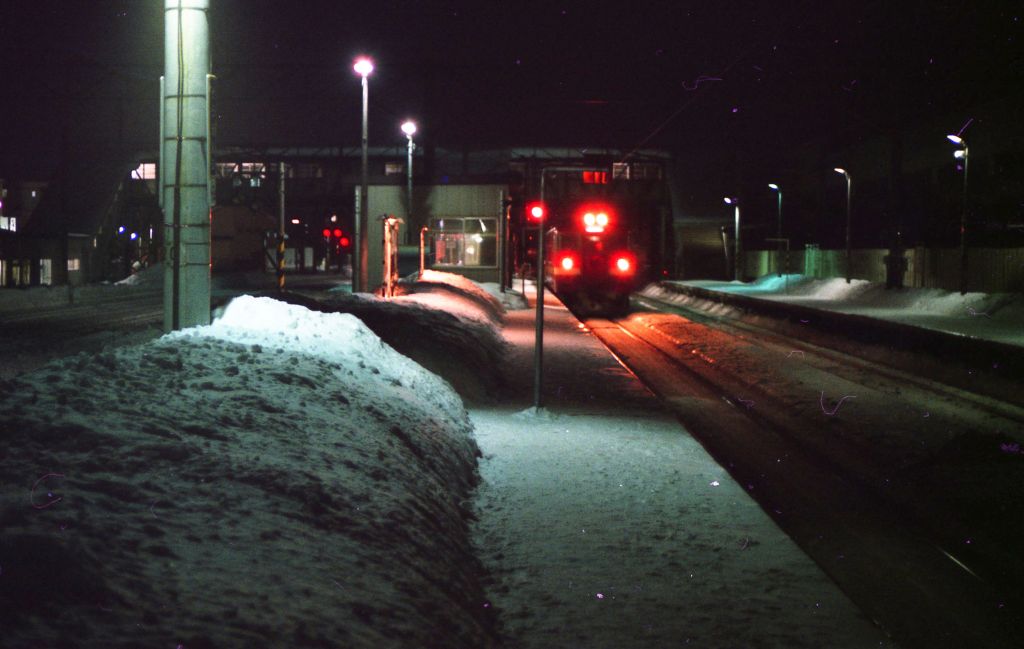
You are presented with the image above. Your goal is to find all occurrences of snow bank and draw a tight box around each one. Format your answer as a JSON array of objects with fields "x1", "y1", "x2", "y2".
[
  {"x1": 649, "y1": 275, "x2": 1024, "y2": 347},
  {"x1": 0, "y1": 296, "x2": 497, "y2": 648},
  {"x1": 410, "y1": 270, "x2": 508, "y2": 324},
  {"x1": 282, "y1": 277, "x2": 510, "y2": 404}
]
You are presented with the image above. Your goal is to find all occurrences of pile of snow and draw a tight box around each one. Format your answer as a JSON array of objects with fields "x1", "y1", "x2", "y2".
[
  {"x1": 649, "y1": 274, "x2": 1024, "y2": 346},
  {"x1": 0, "y1": 296, "x2": 497, "y2": 648},
  {"x1": 296, "y1": 272, "x2": 512, "y2": 403},
  {"x1": 408, "y1": 270, "x2": 509, "y2": 324}
]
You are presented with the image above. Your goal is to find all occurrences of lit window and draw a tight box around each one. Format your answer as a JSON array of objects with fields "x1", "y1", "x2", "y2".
[
  {"x1": 133, "y1": 163, "x2": 157, "y2": 180},
  {"x1": 428, "y1": 217, "x2": 497, "y2": 267},
  {"x1": 67, "y1": 258, "x2": 81, "y2": 271},
  {"x1": 0, "y1": 216, "x2": 15, "y2": 232}
]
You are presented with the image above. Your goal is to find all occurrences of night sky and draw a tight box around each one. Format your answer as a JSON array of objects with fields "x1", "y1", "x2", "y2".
[{"x1": 1, "y1": 1, "x2": 1021, "y2": 230}]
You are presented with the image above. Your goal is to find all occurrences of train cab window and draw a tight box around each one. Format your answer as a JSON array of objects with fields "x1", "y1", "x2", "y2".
[{"x1": 428, "y1": 217, "x2": 497, "y2": 267}]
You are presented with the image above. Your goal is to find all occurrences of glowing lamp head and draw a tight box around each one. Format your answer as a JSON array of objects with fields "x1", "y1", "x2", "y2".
[
  {"x1": 768, "y1": 183, "x2": 779, "y2": 191},
  {"x1": 953, "y1": 150, "x2": 966, "y2": 160},
  {"x1": 833, "y1": 167, "x2": 847, "y2": 176},
  {"x1": 401, "y1": 120, "x2": 417, "y2": 137},
  {"x1": 581, "y1": 205, "x2": 611, "y2": 233},
  {"x1": 353, "y1": 57, "x2": 374, "y2": 77},
  {"x1": 527, "y1": 202, "x2": 546, "y2": 222},
  {"x1": 723, "y1": 197, "x2": 738, "y2": 205},
  {"x1": 946, "y1": 134, "x2": 964, "y2": 146},
  {"x1": 333, "y1": 228, "x2": 343, "y2": 239},
  {"x1": 322, "y1": 228, "x2": 332, "y2": 238},
  {"x1": 340, "y1": 236, "x2": 350, "y2": 248}
]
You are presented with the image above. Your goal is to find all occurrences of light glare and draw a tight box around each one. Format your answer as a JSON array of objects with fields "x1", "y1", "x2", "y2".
[
  {"x1": 401, "y1": 120, "x2": 417, "y2": 136},
  {"x1": 946, "y1": 134, "x2": 963, "y2": 145},
  {"x1": 353, "y1": 57, "x2": 374, "y2": 77}
]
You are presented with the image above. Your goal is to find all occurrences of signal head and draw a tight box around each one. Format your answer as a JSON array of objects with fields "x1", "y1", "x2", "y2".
[{"x1": 526, "y1": 202, "x2": 546, "y2": 222}]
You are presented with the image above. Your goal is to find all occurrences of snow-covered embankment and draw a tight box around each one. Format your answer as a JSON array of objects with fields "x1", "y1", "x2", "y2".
[{"x1": 0, "y1": 295, "x2": 497, "y2": 648}]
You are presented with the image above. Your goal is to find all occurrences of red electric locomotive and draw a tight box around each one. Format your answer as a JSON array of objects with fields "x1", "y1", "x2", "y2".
[{"x1": 528, "y1": 162, "x2": 671, "y2": 316}]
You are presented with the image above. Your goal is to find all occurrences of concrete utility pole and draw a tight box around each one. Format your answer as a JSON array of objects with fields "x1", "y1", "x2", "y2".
[{"x1": 161, "y1": 0, "x2": 211, "y2": 331}]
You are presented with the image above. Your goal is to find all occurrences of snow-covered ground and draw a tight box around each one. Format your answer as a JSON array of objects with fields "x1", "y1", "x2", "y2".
[
  {"x1": 17, "y1": 269, "x2": 1021, "y2": 646},
  {"x1": 470, "y1": 293, "x2": 894, "y2": 648},
  {"x1": 0, "y1": 293, "x2": 496, "y2": 648},
  {"x1": 648, "y1": 275, "x2": 1024, "y2": 347}
]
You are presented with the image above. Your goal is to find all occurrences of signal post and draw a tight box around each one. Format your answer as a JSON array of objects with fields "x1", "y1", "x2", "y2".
[{"x1": 527, "y1": 202, "x2": 546, "y2": 410}]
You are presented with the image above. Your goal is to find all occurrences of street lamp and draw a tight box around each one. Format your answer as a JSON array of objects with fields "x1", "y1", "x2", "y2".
[
  {"x1": 353, "y1": 56, "x2": 374, "y2": 292},
  {"x1": 947, "y1": 134, "x2": 969, "y2": 294},
  {"x1": 768, "y1": 183, "x2": 783, "y2": 277},
  {"x1": 724, "y1": 197, "x2": 741, "y2": 281},
  {"x1": 401, "y1": 120, "x2": 417, "y2": 244},
  {"x1": 834, "y1": 167, "x2": 852, "y2": 283}
]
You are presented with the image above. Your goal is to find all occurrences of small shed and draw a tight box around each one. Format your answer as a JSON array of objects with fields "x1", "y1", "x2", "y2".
[{"x1": 366, "y1": 184, "x2": 506, "y2": 290}]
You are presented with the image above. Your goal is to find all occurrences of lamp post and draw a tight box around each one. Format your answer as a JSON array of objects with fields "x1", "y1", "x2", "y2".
[
  {"x1": 768, "y1": 183, "x2": 783, "y2": 277},
  {"x1": 724, "y1": 197, "x2": 741, "y2": 281},
  {"x1": 401, "y1": 120, "x2": 417, "y2": 244},
  {"x1": 834, "y1": 168, "x2": 852, "y2": 283},
  {"x1": 947, "y1": 134, "x2": 969, "y2": 294},
  {"x1": 353, "y1": 56, "x2": 374, "y2": 293}
]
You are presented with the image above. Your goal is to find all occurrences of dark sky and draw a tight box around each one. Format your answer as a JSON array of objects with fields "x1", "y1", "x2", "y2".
[{"x1": 1, "y1": 0, "x2": 1020, "y2": 184}]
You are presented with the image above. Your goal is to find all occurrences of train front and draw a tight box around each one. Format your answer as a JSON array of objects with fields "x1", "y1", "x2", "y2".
[{"x1": 548, "y1": 201, "x2": 637, "y2": 315}]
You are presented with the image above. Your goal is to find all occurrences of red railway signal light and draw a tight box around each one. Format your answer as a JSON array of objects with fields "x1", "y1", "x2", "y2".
[{"x1": 526, "y1": 201, "x2": 546, "y2": 222}]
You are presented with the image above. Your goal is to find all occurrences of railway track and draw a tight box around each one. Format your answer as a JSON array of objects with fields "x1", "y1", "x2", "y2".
[{"x1": 585, "y1": 300, "x2": 1024, "y2": 649}]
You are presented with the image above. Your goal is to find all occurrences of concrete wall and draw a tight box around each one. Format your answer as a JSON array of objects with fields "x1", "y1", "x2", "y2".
[{"x1": 744, "y1": 247, "x2": 1024, "y2": 292}]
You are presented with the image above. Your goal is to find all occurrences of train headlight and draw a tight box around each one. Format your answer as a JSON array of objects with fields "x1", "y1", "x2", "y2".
[
  {"x1": 561, "y1": 256, "x2": 575, "y2": 271},
  {"x1": 596, "y1": 212, "x2": 609, "y2": 227},
  {"x1": 615, "y1": 257, "x2": 631, "y2": 272}
]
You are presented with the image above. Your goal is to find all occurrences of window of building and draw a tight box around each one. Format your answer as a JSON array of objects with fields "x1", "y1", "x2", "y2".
[
  {"x1": 67, "y1": 258, "x2": 81, "y2": 272},
  {"x1": 429, "y1": 217, "x2": 497, "y2": 267},
  {"x1": 133, "y1": 163, "x2": 157, "y2": 180},
  {"x1": 39, "y1": 259, "x2": 52, "y2": 286},
  {"x1": 0, "y1": 216, "x2": 16, "y2": 232}
]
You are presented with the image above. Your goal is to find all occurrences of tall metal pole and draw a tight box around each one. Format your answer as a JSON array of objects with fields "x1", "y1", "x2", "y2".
[
  {"x1": 162, "y1": 0, "x2": 211, "y2": 331},
  {"x1": 733, "y1": 204, "x2": 741, "y2": 281},
  {"x1": 277, "y1": 162, "x2": 286, "y2": 291},
  {"x1": 406, "y1": 134, "x2": 414, "y2": 239},
  {"x1": 844, "y1": 173, "x2": 852, "y2": 284},
  {"x1": 776, "y1": 190, "x2": 783, "y2": 277},
  {"x1": 959, "y1": 144, "x2": 969, "y2": 295},
  {"x1": 776, "y1": 190, "x2": 783, "y2": 239},
  {"x1": 357, "y1": 74, "x2": 369, "y2": 293},
  {"x1": 533, "y1": 219, "x2": 545, "y2": 410}
]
